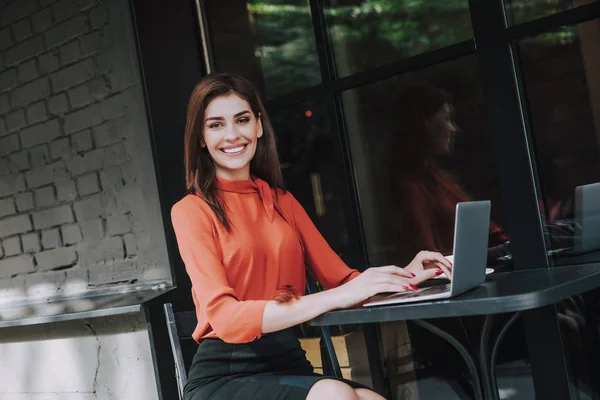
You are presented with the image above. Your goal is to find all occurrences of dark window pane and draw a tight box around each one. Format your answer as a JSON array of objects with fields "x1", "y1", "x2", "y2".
[
  {"x1": 269, "y1": 101, "x2": 359, "y2": 265},
  {"x1": 323, "y1": 0, "x2": 473, "y2": 77},
  {"x1": 517, "y1": 20, "x2": 600, "y2": 267},
  {"x1": 204, "y1": 0, "x2": 321, "y2": 99},
  {"x1": 505, "y1": 0, "x2": 599, "y2": 25},
  {"x1": 341, "y1": 56, "x2": 511, "y2": 268}
]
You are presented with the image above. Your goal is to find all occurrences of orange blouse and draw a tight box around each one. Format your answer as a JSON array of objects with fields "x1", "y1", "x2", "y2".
[{"x1": 171, "y1": 177, "x2": 360, "y2": 344}]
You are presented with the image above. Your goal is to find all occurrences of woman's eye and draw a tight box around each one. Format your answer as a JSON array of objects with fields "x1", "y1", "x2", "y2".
[
  {"x1": 238, "y1": 117, "x2": 250, "y2": 124},
  {"x1": 208, "y1": 122, "x2": 222, "y2": 129}
]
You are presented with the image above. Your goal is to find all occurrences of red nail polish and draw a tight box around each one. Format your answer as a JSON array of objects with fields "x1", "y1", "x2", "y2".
[
  {"x1": 402, "y1": 286, "x2": 410, "y2": 290},
  {"x1": 411, "y1": 272, "x2": 416, "y2": 277},
  {"x1": 410, "y1": 284, "x2": 419, "y2": 290},
  {"x1": 435, "y1": 270, "x2": 444, "y2": 276}
]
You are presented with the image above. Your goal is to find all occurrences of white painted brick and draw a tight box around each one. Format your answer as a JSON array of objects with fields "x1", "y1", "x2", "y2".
[
  {"x1": 0, "y1": 68, "x2": 17, "y2": 92},
  {"x1": 26, "y1": 101, "x2": 47, "y2": 125},
  {"x1": 32, "y1": 204, "x2": 74, "y2": 230},
  {"x1": 0, "y1": 240, "x2": 3, "y2": 258},
  {"x1": 101, "y1": 87, "x2": 140, "y2": 119},
  {"x1": 89, "y1": 258, "x2": 137, "y2": 285},
  {"x1": 34, "y1": 185, "x2": 56, "y2": 208},
  {"x1": 68, "y1": 82, "x2": 91, "y2": 108},
  {"x1": 21, "y1": 118, "x2": 61, "y2": 148},
  {"x1": 8, "y1": 150, "x2": 30, "y2": 171},
  {"x1": 42, "y1": 228, "x2": 62, "y2": 249},
  {"x1": 0, "y1": 27, "x2": 12, "y2": 50},
  {"x1": 1, "y1": 0, "x2": 37, "y2": 27},
  {"x1": 89, "y1": 5, "x2": 108, "y2": 29},
  {"x1": 0, "y1": 93, "x2": 9, "y2": 114},
  {"x1": 3, "y1": 235, "x2": 22, "y2": 256},
  {"x1": 81, "y1": 218, "x2": 104, "y2": 241},
  {"x1": 61, "y1": 223, "x2": 82, "y2": 245},
  {"x1": 72, "y1": 194, "x2": 116, "y2": 221},
  {"x1": 124, "y1": 233, "x2": 137, "y2": 256},
  {"x1": 52, "y1": 0, "x2": 81, "y2": 23},
  {"x1": 93, "y1": 116, "x2": 129, "y2": 147},
  {"x1": 88, "y1": 77, "x2": 110, "y2": 100},
  {"x1": 76, "y1": 172, "x2": 100, "y2": 196},
  {"x1": 50, "y1": 57, "x2": 95, "y2": 92},
  {"x1": 79, "y1": 235, "x2": 123, "y2": 264},
  {"x1": 0, "y1": 118, "x2": 7, "y2": 138},
  {"x1": 81, "y1": 30, "x2": 104, "y2": 55},
  {"x1": 39, "y1": 50, "x2": 60, "y2": 74},
  {"x1": 15, "y1": 192, "x2": 34, "y2": 212},
  {"x1": 102, "y1": 142, "x2": 127, "y2": 167},
  {"x1": 0, "y1": 134, "x2": 20, "y2": 157},
  {"x1": 11, "y1": 76, "x2": 51, "y2": 109},
  {"x1": 48, "y1": 93, "x2": 68, "y2": 115},
  {"x1": 59, "y1": 39, "x2": 82, "y2": 66},
  {"x1": 12, "y1": 18, "x2": 33, "y2": 41},
  {"x1": 29, "y1": 144, "x2": 51, "y2": 167},
  {"x1": 0, "y1": 197, "x2": 16, "y2": 217},
  {"x1": 64, "y1": 102, "x2": 103, "y2": 134},
  {"x1": 17, "y1": 58, "x2": 38, "y2": 82},
  {"x1": 0, "y1": 254, "x2": 35, "y2": 278},
  {"x1": 32, "y1": 8, "x2": 53, "y2": 33},
  {"x1": 55, "y1": 177, "x2": 77, "y2": 201},
  {"x1": 49, "y1": 137, "x2": 70, "y2": 160},
  {"x1": 72, "y1": 129, "x2": 93, "y2": 152},
  {"x1": 45, "y1": 14, "x2": 87, "y2": 48},
  {"x1": 0, "y1": 173, "x2": 26, "y2": 196},
  {"x1": 0, "y1": 214, "x2": 32, "y2": 237},
  {"x1": 106, "y1": 213, "x2": 130, "y2": 236},
  {"x1": 22, "y1": 231, "x2": 41, "y2": 253},
  {"x1": 6, "y1": 109, "x2": 26, "y2": 132},
  {"x1": 99, "y1": 165, "x2": 123, "y2": 191},
  {"x1": 4, "y1": 35, "x2": 44, "y2": 66},
  {"x1": 36, "y1": 246, "x2": 77, "y2": 270},
  {"x1": 25, "y1": 161, "x2": 68, "y2": 188},
  {"x1": 66, "y1": 148, "x2": 102, "y2": 175}
]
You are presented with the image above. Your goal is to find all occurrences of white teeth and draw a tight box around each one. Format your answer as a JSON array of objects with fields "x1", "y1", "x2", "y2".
[{"x1": 222, "y1": 145, "x2": 246, "y2": 154}]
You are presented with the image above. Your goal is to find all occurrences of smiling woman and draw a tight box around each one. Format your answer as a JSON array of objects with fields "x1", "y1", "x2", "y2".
[{"x1": 170, "y1": 73, "x2": 451, "y2": 400}]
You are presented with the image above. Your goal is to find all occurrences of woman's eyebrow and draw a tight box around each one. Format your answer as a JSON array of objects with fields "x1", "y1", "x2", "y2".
[{"x1": 205, "y1": 110, "x2": 250, "y2": 122}]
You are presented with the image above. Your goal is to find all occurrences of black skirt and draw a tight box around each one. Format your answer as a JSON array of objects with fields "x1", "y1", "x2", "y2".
[{"x1": 183, "y1": 329, "x2": 370, "y2": 400}]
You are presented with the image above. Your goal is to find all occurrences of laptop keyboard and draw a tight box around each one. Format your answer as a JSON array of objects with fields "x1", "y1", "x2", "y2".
[{"x1": 390, "y1": 283, "x2": 451, "y2": 299}]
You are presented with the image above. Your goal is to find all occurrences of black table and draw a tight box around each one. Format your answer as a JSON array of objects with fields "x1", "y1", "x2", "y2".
[{"x1": 310, "y1": 264, "x2": 600, "y2": 400}]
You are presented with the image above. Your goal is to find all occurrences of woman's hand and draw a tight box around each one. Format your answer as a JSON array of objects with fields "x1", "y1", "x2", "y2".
[
  {"x1": 404, "y1": 251, "x2": 453, "y2": 283},
  {"x1": 331, "y1": 266, "x2": 415, "y2": 309}
]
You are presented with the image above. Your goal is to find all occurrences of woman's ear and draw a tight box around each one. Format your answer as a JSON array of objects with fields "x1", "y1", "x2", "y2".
[{"x1": 257, "y1": 114, "x2": 263, "y2": 138}]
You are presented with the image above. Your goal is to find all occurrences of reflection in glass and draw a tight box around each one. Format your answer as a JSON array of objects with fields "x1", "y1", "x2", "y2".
[
  {"x1": 505, "y1": 0, "x2": 599, "y2": 26},
  {"x1": 341, "y1": 56, "x2": 510, "y2": 268},
  {"x1": 204, "y1": 0, "x2": 321, "y2": 99},
  {"x1": 269, "y1": 101, "x2": 354, "y2": 261},
  {"x1": 322, "y1": 0, "x2": 473, "y2": 77},
  {"x1": 517, "y1": 20, "x2": 600, "y2": 266}
]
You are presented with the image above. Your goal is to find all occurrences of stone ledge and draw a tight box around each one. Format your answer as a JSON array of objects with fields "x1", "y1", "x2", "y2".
[{"x1": 0, "y1": 282, "x2": 174, "y2": 328}]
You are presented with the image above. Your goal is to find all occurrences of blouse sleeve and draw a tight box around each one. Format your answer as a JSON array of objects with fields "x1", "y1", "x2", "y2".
[
  {"x1": 289, "y1": 194, "x2": 361, "y2": 290},
  {"x1": 171, "y1": 199, "x2": 268, "y2": 344}
]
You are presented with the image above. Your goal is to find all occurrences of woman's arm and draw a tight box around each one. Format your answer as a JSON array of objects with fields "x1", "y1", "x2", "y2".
[{"x1": 262, "y1": 266, "x2": 415, "y2": 333}]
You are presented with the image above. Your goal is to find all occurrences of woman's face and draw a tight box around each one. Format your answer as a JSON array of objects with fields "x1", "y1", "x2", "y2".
[
  {"x1": 202, "y1": 93, "x2": 263, "y2": 180},
  {"x1": 426, "y1": 103, "x2": 458, "y2": 155}
]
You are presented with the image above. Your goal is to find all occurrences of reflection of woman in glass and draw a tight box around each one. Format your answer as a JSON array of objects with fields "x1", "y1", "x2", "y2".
[
  {"x1": 387, "y1": 83, "x2": 507, "y2": 264},
  {"x1": 171, "y1": 74, "x2": 452, "y2": 400}
]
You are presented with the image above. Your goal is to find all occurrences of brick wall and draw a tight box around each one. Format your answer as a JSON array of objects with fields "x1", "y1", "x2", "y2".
[{"x1": 0, "y1": 0, "x2": 171, "y2": 303}]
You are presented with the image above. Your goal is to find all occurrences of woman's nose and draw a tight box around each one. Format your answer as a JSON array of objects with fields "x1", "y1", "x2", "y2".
[{"x1": 224, "y1": 124, "x2": 241, "y2": 140}]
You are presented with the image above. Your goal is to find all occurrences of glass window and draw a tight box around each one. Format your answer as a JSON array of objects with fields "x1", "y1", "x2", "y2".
[
  {"x1": 323, "y1": 0, "x2": 473, "y2": 77},
  {"x1": 516, "y1": 19, "x2": 600, "y2": 266},
  {"x1": 204, "y1": 0, "x2": 321, "y2": 99},
  {"x1": 341, "y1": 56, "x2": 511, "y2": 268},
  {"x1": 505, "y1": 0, "x2": 599, "y2": 26},
  {"x1": 269, "y1": 100, "x2": 359, "y2": 265}
]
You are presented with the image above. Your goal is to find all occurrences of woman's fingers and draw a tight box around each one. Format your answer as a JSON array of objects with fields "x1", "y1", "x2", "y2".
[
  {"x1": 420, "y1": 251, "x2": 452, "y2": 269},
  {"x1": 376, "y1": 265, "x2": 414, "y2": 278}
]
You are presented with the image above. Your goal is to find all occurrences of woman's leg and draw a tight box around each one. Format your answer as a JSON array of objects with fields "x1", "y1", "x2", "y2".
[
  {"x1": 355, "y1": 388, "x2": 386, "y2": 400},
  {"x1": 306, "y1": 379, "x2": 359, "y2": 400}
]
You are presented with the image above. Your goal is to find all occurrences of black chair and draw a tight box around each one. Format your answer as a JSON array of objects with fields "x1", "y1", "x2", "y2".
[{"x1": 164, "y1": 279, "x2": 342, "y2": 399}]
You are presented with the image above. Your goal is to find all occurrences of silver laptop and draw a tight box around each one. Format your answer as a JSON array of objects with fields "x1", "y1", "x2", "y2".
[
  {"x1": 574, "y1": 182, "x2": 600, "y2": 253},
  {"x1": 364, "y1": 201, "x2": 491, "y2": 307}
]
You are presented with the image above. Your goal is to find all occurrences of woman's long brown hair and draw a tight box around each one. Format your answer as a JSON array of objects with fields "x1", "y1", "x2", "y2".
[{"x1": 183, "y1": 73, "x2": 284, "y2": 231}]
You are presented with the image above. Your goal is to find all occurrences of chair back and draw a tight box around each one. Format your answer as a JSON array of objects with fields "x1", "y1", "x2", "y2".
[{"x1": 164, "y1": 303, "x2": 198, "y2": 400}]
